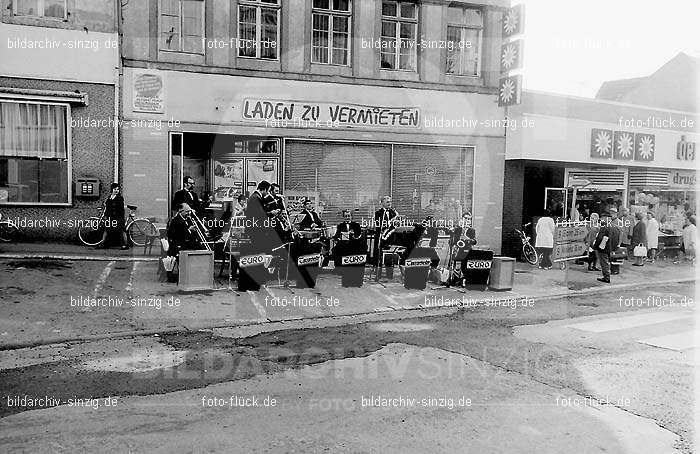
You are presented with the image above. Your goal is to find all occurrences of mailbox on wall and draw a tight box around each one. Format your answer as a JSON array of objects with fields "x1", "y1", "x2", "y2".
[{"x1": 75, "y1": 178, "x2": 101, "y2": 199}]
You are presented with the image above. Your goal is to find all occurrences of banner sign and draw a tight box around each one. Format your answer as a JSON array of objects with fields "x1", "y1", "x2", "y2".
[
  {"x1": 404, "y1": 258, "x2": 432, "y2": 268},
  {"x1": 502, "y1": 4, "x2": 525, "y2": 38},
  {"x1": 297, "y1": 254, "x2": 322, "y2": 267},
  {"x1": 552, "y1": 242, "x2": 587, "y2": 261},
  {"x1": 239, "y1": 254, "x2": 268, "y2": 268},
  {"x1": 592, "y1": 128, "x2": 655, "y2": 162},
  {"x1": 341, "y1": 254, "x2": 367, "y2": 266},
  {"x1": 555, "y1": 225, "x2": 588, "y2": 243},
  {"x1": 498, "y1": 75, "x2": 522, "y2": 107},
  {"x1": 465, "y1": 260, "x2": 492, "y2": 269},
  {"x1": 500, "y1": 40, "x2": 524, "y2": 73},
  {"x1": 242, "y1": 99, "x2": 420, "y2": 129}
]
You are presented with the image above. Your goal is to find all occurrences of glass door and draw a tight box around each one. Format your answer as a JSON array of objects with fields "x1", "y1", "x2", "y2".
[
  {"x1": 544, "y1": 187, "x2": 567, "y2": 219},
  {"x1": 245, "y1": 158, "x2": 279, "y2": 194}
]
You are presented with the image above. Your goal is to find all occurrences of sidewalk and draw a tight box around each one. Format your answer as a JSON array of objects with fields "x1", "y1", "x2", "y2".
[
  {"x1": 0, "y1": 241, "x2": 696, "y2": 349},
  {"x1": 0, "y1": 241, "x2": 158, "y2": 261}
]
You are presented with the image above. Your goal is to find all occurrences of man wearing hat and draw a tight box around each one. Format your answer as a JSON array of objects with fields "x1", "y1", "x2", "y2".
[{"x1": 593, "y1": 211, "x2": 620, "y2": 283}]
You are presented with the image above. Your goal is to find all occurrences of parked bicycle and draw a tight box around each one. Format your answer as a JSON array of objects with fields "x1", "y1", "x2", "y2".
[
  {"x1": 0, "y1": 212, "x2": 19, "y2": 242},
  {"x1": 514, "y1": 222, "x2": 539, "y2": 265},
  {"x1": 78, "y1": 205, "x2": 157, "y2": 247}
]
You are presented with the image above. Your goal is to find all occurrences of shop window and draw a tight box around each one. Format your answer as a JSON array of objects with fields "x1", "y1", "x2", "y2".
[
  {"x1": 160, "y1": 0, "x2": 205, "y2": 54},
  {"x1": 380, "y1": 1, "x2": 418, "y2": 71},
  {"x1": 14, "y1": 0, "x2": 66, "y2": 19},
  {"x1": 0, "y1": 101, "x2": 69, "y2": 204},
  {"x1": 312, "y1": 0, "x2": 351, "y2": 65},
  {"x1": 238, "y1": 0, "x2": 280, "y2": 60},
  {"x1": 445, "y1": 6, "x2": 482, "y2": 76}
]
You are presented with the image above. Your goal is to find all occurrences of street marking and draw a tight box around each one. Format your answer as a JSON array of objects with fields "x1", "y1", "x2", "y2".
[
  {"x1": 125, "y1": 261, "x2": 139, "y2": 293},
  {"x1": 637, "y1": 331, "x2": 698, "y2": 351},
  {"x1": 93, "y1": 260, "x2": 115, "y2": 298},
  {"x1": 248, "y1": 291, "x2": 268, "y2": 319},
  {"x1": 565, "y1": 311, "x2": 693, "y2": 333}
]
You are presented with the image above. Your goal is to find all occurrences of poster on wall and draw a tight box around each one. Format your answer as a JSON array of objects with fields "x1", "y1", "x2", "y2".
[
  {"x1": 133, "y1": 70, "x2": 165, "y2": 113},
  {"x1": 213, "y1": 160, "x2": 243, "y2": 201}
]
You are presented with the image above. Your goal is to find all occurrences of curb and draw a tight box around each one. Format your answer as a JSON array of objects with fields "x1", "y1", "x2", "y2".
[
  {"x1": 0, "y1": 277, "x2": 694, "y2": 351},
  {"x1": 0, "y1": 253, "x2": 159, "y2": 262}
]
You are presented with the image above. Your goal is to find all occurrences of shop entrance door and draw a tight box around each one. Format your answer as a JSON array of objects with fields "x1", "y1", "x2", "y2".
[
  {"x1": 245, "y1": 158, "x2": 279, "y2": 194},
  {"x1": 544, "y1": 187, "x2": 568, "y2": 219}
]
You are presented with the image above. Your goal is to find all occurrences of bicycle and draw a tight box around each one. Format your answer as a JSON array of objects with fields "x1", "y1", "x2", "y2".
[
  {"x1": 0, "y1": 212, "x2": 19, "y2": 242},
  {"x1": 78, "y1": 205, "x2": 157, "y2": 247},
  {"x1": 514, "y1": 222, "x2": 539, "y2": 265}
]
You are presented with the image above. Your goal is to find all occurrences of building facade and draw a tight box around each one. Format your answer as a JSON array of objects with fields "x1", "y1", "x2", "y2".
[
  {"x1": 502, "y1": 90, "x2": 698, "y2": 258},
  {"x1": 0, "y1": 0, "x2": 119, "y2": 240},
  {"x1": 119, "y1": 0, "x2": 510, "y2": 253}
]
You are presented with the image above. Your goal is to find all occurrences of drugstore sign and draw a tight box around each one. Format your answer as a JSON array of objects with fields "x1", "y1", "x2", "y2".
[{"x1": 242, "y1": 99, "x2": 420, "y2": 129}]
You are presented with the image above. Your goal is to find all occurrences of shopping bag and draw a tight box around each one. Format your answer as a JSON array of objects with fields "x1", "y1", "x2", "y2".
[
  {"x1": 162, "y1": 256, "x2": 176, "y2": 272},
  {"x1": 633, "y1": 244, "x2": 647, "y2": 257}
]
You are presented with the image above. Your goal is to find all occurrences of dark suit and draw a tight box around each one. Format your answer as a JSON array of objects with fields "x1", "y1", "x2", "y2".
[
  {"x1": 173, "y1": 189, "x2": 201, "y2": 214},
  {"x1": 298, "y1": 209, "x2": 323, "y2": 230},
  {"x1": 245, "y1": 191, "x2": 271, "y2": 251},
  {"x1": 167, "y1": 213, "x2": 201, "y2": 257},
  {"x1": 332, "y1": 221, "x2": 364, "y2": 264}
]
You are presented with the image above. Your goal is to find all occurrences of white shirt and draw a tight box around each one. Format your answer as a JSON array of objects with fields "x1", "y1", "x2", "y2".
[
  {"x1": 535, "y1": 216, "x2": 556, "y2": 248},
  {"x1": 683, "y1": 223, "x2": 697, "y2": 250}
]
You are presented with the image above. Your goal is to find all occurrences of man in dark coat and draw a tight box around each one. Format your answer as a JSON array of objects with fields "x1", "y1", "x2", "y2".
[
  {"x1": 594, "y1": 212, "x2": 620, "y2": 283},
  {"x1": 332, "y1": 210, "x2": 364, "y2": 264},
  {"x1": 245, "y1": 180, "x2": 272, "y2": 251},
  {"x1": 172, "y1": 176, "x2": 202, "y2": 216}
]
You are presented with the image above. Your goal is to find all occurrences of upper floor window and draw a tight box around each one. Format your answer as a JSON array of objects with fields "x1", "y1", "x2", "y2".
[
  {"x1": 14, "y1": 0, "x2": 66, "y2": 19},
  {"x1": 380, "y1": 1, "x2": 418, "y2": 71},
  {"x1": 446, "y1": 6, "x2": 482, "y2": 76},
  {"x1": 0, "y1": 101, "x2": 70, "y2": 205},
  {"x1": 238, "y1": 0, "x2": 280, "y2": 60},
  {"x1": 160, "y1": 0, "x2": 205, "y2": 54},
  {"x1": 312, "y1": 0, "x2": 351, "y2": 66}
]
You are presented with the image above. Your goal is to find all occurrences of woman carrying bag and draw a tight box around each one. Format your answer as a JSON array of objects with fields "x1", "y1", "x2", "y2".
[{"x1": 631, "y1": 212, "x2": 647, "y2": 266}]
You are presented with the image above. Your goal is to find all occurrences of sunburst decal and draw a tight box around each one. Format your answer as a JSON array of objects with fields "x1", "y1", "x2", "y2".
[
  {"x1": 594, "y1": 130, "x2": 612, "y2": 156},
  {"x1": 500, "y1": 79, "x2": 515, "y2": 103},
  {"x1": 639, "y1": 135, "x2": 654, "y2": 159},
  {"x1": 504, "y1": 9, "x2": 518, "y2": 35},
  {"x1": 617, "y1": 133, "x2": 633, "y2": 157},
  {"x1": 502, "y1": 43, "x2": 517, "y2": 69}
]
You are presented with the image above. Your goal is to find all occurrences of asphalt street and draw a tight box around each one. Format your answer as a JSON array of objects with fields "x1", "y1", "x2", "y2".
[{"x1": 0, "y1": 282, "x2": 695, "y2": 454}]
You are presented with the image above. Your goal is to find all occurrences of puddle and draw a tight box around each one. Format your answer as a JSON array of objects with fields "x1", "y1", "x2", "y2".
[
  {"x1": 370, "y1": 322, "x2": 433, "y2": 332},
  {"x1": 77, "y1": 344, "x2": 187, "y2": 373}
]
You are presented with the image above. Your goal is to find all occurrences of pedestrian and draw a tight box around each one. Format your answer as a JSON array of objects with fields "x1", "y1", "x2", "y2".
[
  {"x1": 535, "y1": 210, "x2": 555, "y2": 269},
  {"x1": 676, "y1": 215, "x2": 697, "y2": 265},
  {"x1": 645, "y1": 211, "x2": 659, "y2": 262},
  {"x1": 97, "y1": 182, "x2": 128, "y2": 250},
  {"x1": 594, "y1": 211, "x2": 620, "y2": 283},
  {"x1": 617, "y1": 207, "x2": 634, "y2": 255},
  {"x1": 584, "y1": 213, "x2": 600, "y2": 271},
  {"x1": 631, "y1": 212, "x2": 647, "y2": 266}
]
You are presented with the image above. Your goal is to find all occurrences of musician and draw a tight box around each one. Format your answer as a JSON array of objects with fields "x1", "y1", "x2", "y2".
[
  {"x1": 264, "y1": 183, "x2": 283, "y2": 217},
  {"x1": 373, "y1": 196, "x2": 399, "y2": 276},
  {"x1": 298, "y1": 198, "x2": 324, "y2": 230},
  {"x1": 332, "y1": 210, "x2": 364, "y2": 265},
  {"x1": 172, "y1": 176, "x2": 202, "y2": 217},
  {"x1": 451, "y1": 211, "x2": 477, "y2": 252},
  {"x1": 245, "y1": 181, "x2": 272, "y2": 250},
  {"x1": 167, "y1": 203, "x2": 205, "y2": 257}
]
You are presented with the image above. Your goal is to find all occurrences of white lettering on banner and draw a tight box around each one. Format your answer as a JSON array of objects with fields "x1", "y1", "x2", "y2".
[
  {"x1": 341, "y1": 255, "x2": 367, "y2": 265},
  {"x1": 405, "y1": 258, "x2": 432, "y2": 268},
  {"x1": 239, "y1": 255, "x2": 266, "y2": 268},
  {"x1": 553, "y1": 243, "x2": 588, "y2": 260},
  {"x1": 465, "y1": 260, "x2": 492, "y2": 269},
  {"x1": 297, "y1": 254, "x2": 322, "y2": 267},
  {"x1": 242, "y1": 99, "x2": 420, "y2": 129}
]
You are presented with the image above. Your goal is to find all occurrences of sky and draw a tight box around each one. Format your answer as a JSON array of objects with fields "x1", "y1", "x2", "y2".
[{"x1": 518, "y1": 0, "x2": 700, "y2": 98}]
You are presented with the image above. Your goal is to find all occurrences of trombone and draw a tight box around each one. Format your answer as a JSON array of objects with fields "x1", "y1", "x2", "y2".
[{"x1": 185, "y1": 210, "x2": 212, "y2": 251}]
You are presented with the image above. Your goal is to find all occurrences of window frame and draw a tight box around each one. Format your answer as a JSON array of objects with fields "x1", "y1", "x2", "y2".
[
  {"x1": 0, "y1": 99, "x2": 72, "y2": 207},
  {"x1": 237, "y1": 0, "x2": 282, "y2": 61},
  {"x1": 12, "y1": 0, "x2": 67, "y2": 20},
  {"x1": 380, "y1": 1, "x2": 418, "y2": 72},
  {"x1": 159, "y1": 0, "x2": 206, "y2": 55},
  {"x1": 445, "y1": 6, "x2": 483, "y2": 77},
  {"x1": 311, "y1": 0, "x2": 352, "y2": 66}
]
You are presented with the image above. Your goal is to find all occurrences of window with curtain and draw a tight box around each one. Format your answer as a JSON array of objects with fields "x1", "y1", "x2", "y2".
[
  {"x1": 0, "y1": 101, "x2": 69, "y2": 204},
  {"x1": 380, "y1": 1, "x2": 417, "y2": 71},
  {"x1": 312, "y1": 0, "x2": 351, "y2": 65},
  {"x1": 445, "y1": 6, "x2": 482, "y2": 76},
  {"x1": 160, "y1": 0, "x2": 204, "y2": 54},
  {"x1": 14, "y1": 0, "x2": 66, "y2": 19},
  {"x1": 238, "y1": 0, "x2": 280, "y2": 60}
]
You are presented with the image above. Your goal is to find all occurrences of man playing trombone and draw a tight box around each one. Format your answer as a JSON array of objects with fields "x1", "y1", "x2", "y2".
[{"x1": 167, "y1": 203, "x2": 208, "y2": 257}]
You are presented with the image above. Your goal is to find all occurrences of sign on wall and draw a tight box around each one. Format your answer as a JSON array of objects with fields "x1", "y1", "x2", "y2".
[
  {"x1": 498, "y1": 75, "x2": 522, "y2": 107},
  {"x1": 502, "y1": 4, "x2": 525, "y2": 38},
  {"x1": 500, "y1": 40, "x2": 523, "y2": 73},
  {"x1": 241, "y1": 99, "x2": 420, "y2": 129},
  {"x1": 591, "y1": 128, "x2": 655, "y2": 162},
  {"x1": 133, "y1": 70, "x2": 165, "y2": 114}
]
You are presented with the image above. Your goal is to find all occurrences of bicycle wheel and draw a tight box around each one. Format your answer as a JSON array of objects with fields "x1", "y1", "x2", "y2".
[
  {"x1": 522, "y1": 243, "x2": 539, "y2": 265},
  {"x1": 128, "y1": 219, "x2": 157, "y2": 246},
  {"x1": 78, "y1": 217, "x2": 103, "y2": 246},
  {"x1": 0, "y1": 222, "x2": 19, "y2": 242}
]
